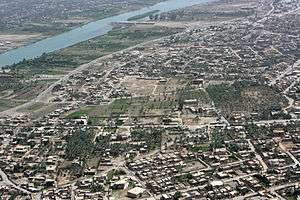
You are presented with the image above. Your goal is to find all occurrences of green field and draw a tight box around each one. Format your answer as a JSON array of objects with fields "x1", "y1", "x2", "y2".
[
  {"x1": 66, "y1": 94, "x2": 182, "y2": 127},
  {"x1": 0, "y1": 99, "x2": 24, "y2": 111},
  {"x1": 67, "y1": 85, "x2": 213, "y2": 122}
]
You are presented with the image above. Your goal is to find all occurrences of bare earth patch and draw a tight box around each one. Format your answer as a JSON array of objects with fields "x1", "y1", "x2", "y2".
[
  {"x1": 0, "y1": 33, "x2": 45, "y2": 53},
  {"x1": 121, "y1": 76, "x2": 158, "y2": 96}
]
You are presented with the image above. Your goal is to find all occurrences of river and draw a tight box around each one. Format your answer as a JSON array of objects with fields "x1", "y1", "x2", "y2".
[{"x1": 0, "y1": 0, "x2": 212, "y2": 68}]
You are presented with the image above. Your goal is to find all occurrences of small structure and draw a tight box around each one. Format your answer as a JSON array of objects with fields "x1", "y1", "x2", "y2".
[
  {"x1": 111, "y1": 179, "x2": 128, "y2": 190},
  {"x1": 127, "y1": 187, "x2": 146, "y2": 198}
]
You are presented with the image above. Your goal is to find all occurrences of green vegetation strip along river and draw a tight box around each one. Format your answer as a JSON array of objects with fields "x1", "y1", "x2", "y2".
[{"x1": 0, "y1": 0, "x2": 214, "y2": 68}]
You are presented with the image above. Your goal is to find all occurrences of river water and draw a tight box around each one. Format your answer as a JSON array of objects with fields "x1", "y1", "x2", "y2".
[{"x1": 0, "y1": 0, "x2": 212, "y2": 68}]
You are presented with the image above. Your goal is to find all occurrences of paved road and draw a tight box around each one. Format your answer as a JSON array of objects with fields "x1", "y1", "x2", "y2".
[
  {"x1": 0, "y1": 168, "x2": 31, "y2": 194},
  {"x1": 257, "y1": 0, "x2": 274, "y2": 23},
  {"x1": 251, "y1": 119, "x2": 300, "y2": 125},
  {"x1": 269, "y1": 64, "x2": 294, "y2": 86},
  {"x1": 247, "y1": 139, "x2": 268, "y2": 172},
  {"x1": 278, "y1": 142, "x2": 300, "y2": 167},
  {"x1": 233, "y1": 182, "x2": 299, "y2": 200}
]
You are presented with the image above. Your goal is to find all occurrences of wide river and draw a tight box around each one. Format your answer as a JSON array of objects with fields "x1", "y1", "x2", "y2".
[{"x1": 0, "y1": 0, "x2": 212, "y2": 68}]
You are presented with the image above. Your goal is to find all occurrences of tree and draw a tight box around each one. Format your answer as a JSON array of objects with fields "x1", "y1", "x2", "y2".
[{"x1": 173, "y1": 191, "x2": 182, "y2": 200}]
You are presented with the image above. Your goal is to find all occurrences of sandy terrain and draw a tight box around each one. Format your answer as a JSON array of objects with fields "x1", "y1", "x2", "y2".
[
  {"x1": 54, "y1": 18, "x2": 90, "y2": 25},
  {"x1": 0, "y1": 33, "x2": 45, "y2": 53},
  {"x1": 121, "y1": 76, "x2": 159, "y2": 96}
]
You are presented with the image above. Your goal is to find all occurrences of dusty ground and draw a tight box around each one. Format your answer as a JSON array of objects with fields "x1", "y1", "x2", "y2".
[
  {"x1": 0, "y1": 33, "x2": 45, "y2": 53},
  {"x1": 280, "y1": 142, "x2": 296, "y2": 151},
  {"x1": 54, "y1": 17, "x2": 90, "y2": 25},
  {"x1": 182, "y1": 116, "x2": 217, "y2": 126},
  {"x1": 158, "y1": 78, "x2": 186, "y2": 93},
  {"x1": 121, "y1": 76, "x2": 158, "y2": 96}
]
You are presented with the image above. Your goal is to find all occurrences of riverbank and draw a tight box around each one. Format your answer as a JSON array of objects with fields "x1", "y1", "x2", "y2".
[
  {"x1": 0, "y1": 0, "x2": 166, "y2": 55},
  {"x1": 0, "y1": 0, "x2": 214, "y2": 68},
  {"x1": 0, "y1": 24, "x2": 182, "y2": 116},
  {"x1": 0, "y1": 0, "x2": 228, "y2": 114}
]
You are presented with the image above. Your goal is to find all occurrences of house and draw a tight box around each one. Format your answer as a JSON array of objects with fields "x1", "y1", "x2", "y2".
[
  {"x1": 111, "y1": 179, "x2": 128, "y2": 190},
  {"x1": 127, "y1": 187, "x2": 146, "y2": 198}
]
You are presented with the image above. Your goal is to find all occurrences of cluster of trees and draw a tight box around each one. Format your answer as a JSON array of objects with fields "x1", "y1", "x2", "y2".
[
  {"x1": 176, "y1": 173, "x2": 193, "y2": 183},
  {"x1": 207, "y1": 81, "x2": 288, "y2": 119},
  {"x1": 65, "y1": 126, "x2": 164, "y2": 162},
  {"x1": 210, "y1": 131, "x2": 225, "y2": 149},
  {"x1": 131, "y1": 128, "x2": 163, "y2": 151},
  {"x1": 177, "y1": 87, "x2": 210, "y2": 110},
  {"x1": 65, "y1": 129, "x2": 95, "y2": 160},
  {"x1": 245, "y1": 124, "x2": 272, "y2": 139},
  {"x1": 94, "y1": 134, "x2": 110, "y2": 155}
]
